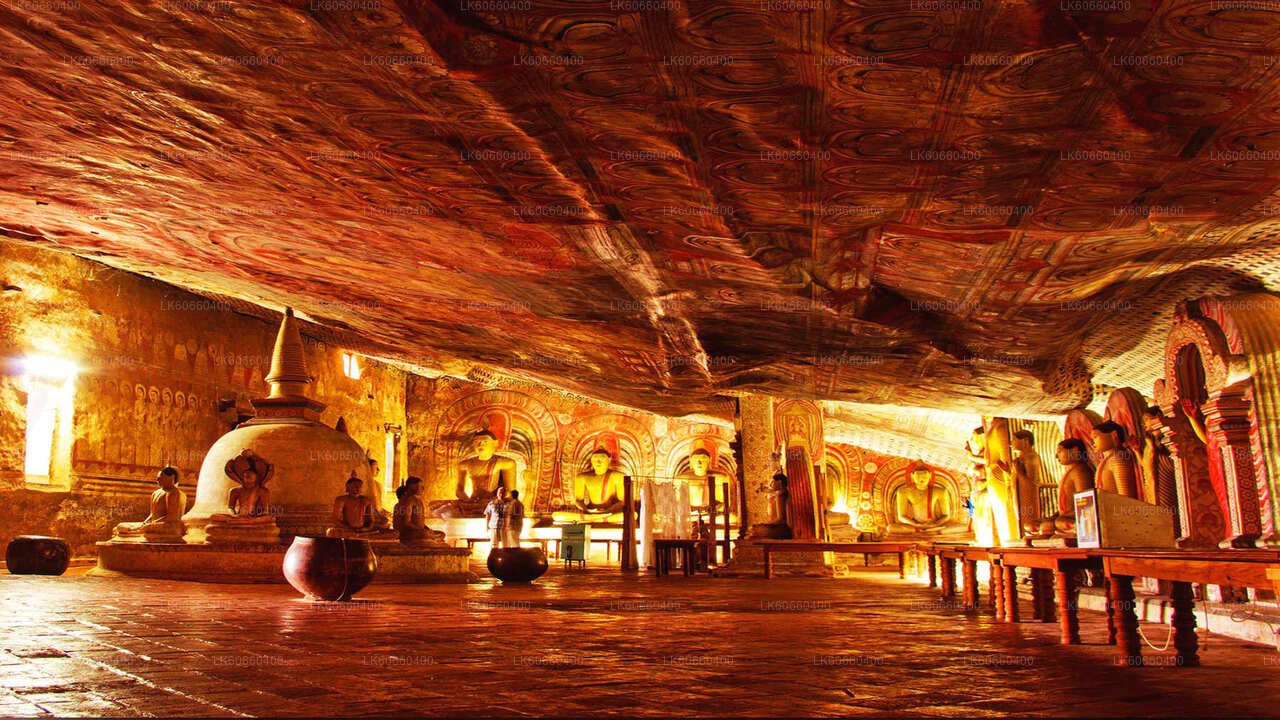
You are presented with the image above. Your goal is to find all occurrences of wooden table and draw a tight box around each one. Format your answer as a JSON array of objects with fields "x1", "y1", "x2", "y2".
[
  {"x1": 1093, "y1": 548, "x2": 1280, "y2": 667},
  {"x1": 759, "y1": 541, "x2": 917, "y2": 579},
  {"x1": 987, "y1": 547, "x2": 1104, "y2": 646},
  {"x1": 653, "y1": 539, "x2": 698, "y2": 577}
]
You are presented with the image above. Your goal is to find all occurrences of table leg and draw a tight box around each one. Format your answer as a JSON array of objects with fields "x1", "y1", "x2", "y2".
[
  {"x1": 1040, "y1": 570, "x2": 1056, "y2": 623},
  {"x1": 928, "y1": 554, "x2": 937, "y2": 587},
  {"x1": 1105, "y1": 577, "x2": 1117, "y2": 645},
  {"x1": 763, "y1": 547, "x2": 772, "y2": 579},
  {"x1": 1055, "y1": 569, "x2": 1080, "y2": 644},
  {"x1": 1110, "y1": 575, "x2": 1142, "y2": 666},
  {"x1": 1003, "y1": 565, "x2": 1020, "y2": 623},
  {"x1": 962, "y1": 560, "x2": 978, "y2": 611},
  {"x1": 987, "y1": 563, "x2": 997, "y2": 610},
  {"x1": 1031, "y1": 569, "x2": 1045, "y2": 621},
  {"x1": 994, "y1": 564, "x2": 1005, "y2": 621},
  {"x1": 1171, "y1": 581, "x2": 1200, "y2": 667},
  {"x1": 897, "y1": 552, "x2": 905, "y2": 579},
  {"x1": 941, "y1": 558, "x2": 957, "y2": 599}
]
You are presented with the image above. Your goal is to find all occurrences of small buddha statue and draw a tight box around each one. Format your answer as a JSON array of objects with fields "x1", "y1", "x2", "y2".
[
  {"x1": 112, "y1": 467, "x2": 186, "y2": 542},
  {"x1": 887, "y1": 464, "x2": 966, "y2": 536},
  {"x1": 326, "y1": 476, "x2": 397, "y2": 540},
  {"x1": 393, "y1": 476, "x2": 447, "y2": 545},
  {"x1": 1051, "y1": 438, "x2": 1095, "y2": 534},
  {"x1": 430, "y1": 430, "x2": 518, "y2": 518},
  {"x1": 1092, "y1": 421, "x2": 1139, "y2": 499},
  {"x1": 553, "y1": 449, "x2": 626, "y2": 524},
  {"x1": 205, "y1": 450, "x2": 281, "y2": 544},
  {"x1": 746, "y1": 471, "x2": 793, "y2": 540}
]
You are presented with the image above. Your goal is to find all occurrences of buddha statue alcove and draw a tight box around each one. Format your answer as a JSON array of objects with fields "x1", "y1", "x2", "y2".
[
  {"x1": 884, "y1": 464, "x2": 968, "y2": 538},
  {"x1": 553, "y1": 448, "x2": 627, "y2": 524},
  {"x1": 682, "y1": 448, "x2": 735, "y2": 523},
  {"x1": 111, "y1": 467, "x2": 187, "y2": 543},
  {"x1": 429, "y1": 430, "x2": 519, "y2": 518}
]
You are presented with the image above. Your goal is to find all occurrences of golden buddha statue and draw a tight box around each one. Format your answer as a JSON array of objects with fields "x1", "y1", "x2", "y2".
[
  {"x1": 1051, "y1": 438, "x2": 1095, "y2": 534},
  {"x1": 887, "y1": 464, "x2": 966, "y2": 536},
  {"x1": 684, "y1": 450, "x2": 733, "y2": 516},
  {"x1": 205, "y1": 450, "x2": 280, "y2": 543},
  {"x1": 325, "y1": 476, "x2": 397, "y2": 540},
  {"x1": 112, "y1": 467, "x2": 186, "y2": 542},
  {"x1": 430, "y1": 430, "x2": 519, "y2": 518},
  {"x1": 553, "y1": 449, "x2": 626, "y2": 524},
  {"x1": 1092, "y1": 421, "x2": 1138, "y2": 499}
]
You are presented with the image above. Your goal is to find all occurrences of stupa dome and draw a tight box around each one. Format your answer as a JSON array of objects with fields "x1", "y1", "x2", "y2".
[{"x1": 183, "y1": 309, "x2": 374, "y2": 539}]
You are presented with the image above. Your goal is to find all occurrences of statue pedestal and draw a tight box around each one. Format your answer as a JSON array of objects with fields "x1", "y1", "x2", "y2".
[{"x1": 92, "y1": 539, "x2": 475, "y2": 583}]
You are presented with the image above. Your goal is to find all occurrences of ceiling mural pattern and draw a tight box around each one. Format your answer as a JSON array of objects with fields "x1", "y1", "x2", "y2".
[{"x1": 3, "y1": 1, "x2": 1280, "y2": 417}]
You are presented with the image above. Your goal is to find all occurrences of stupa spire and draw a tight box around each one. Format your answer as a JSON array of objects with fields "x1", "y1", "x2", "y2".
[{"x1": 265, "y1": 307, "x2": 311, "y2": 400}]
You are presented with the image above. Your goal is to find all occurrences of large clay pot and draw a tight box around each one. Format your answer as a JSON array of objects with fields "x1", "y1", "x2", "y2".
[
  {"x1": 282, "y1": 536, "x2": 377, "y2": 601},
  {"x1": 6, "y1": 535, "x2": 70, "y2": 575},
  {"x1": 487, "y1": 547, "x2": 548, "y2": 583}
]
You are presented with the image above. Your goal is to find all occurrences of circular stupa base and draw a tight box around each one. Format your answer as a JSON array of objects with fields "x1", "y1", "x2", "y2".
[{"x1": 92, "y1": 540, "x2": 475, "y2": 584}]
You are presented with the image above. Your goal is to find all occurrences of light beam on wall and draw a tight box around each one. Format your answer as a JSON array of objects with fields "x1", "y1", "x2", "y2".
[{"x1": 20, "y1": 355, "x2": 77, "y2": 481}]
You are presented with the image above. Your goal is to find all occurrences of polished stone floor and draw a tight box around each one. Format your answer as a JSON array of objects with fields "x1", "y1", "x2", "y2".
[{"x1": 2, "y1": 565, "x2": 1278, "y2": 718}]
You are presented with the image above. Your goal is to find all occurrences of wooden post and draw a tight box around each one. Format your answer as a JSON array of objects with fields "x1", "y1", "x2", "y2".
[
  {"x1": 721, "y1": 481, "x2": 731, "y2": 563},
  {"x1": 1031, "y1": 569, "x2": 1045, "y2": 621},
  {"x1": 707, "y1": 478, "x2": 718, "y2": 565},
  {"x1": 927, "y1": 553, "x2": 937, "y2": 587},
  {"x1": 988, "y1": 562, "x2": 998, "y2": 611},
  {"x1": 621, "y1": 475, "x2": 636, "y2": 571}
]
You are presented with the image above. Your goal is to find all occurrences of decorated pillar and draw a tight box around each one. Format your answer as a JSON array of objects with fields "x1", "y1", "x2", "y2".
[
  {"x1": 1202, "y1": 391, "x2": 1261, "y2": 547},
  {"x1": 736, "y1": 393, "x2": 775, "y2": 531}
]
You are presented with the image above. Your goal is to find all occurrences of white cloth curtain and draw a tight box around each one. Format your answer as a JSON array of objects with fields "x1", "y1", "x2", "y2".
[{"x1": 638, "y1": 478, "x2": 692, "y2": 568}]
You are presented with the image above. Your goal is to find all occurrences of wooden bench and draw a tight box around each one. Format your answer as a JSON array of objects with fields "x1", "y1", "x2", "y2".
[
  {"x1": 758, "y1": 541, "x2": 917, "y2": 578},
  {"x1": 1092, "y1": 548, "x2": 1280, "y2": 667}
]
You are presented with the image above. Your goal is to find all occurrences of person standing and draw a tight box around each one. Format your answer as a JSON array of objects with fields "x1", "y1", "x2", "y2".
[
  {"x1": 484, "y1": 486, "x2": 509, "y2": 549},
  {"x1": 505, "y1": 490, "x2": 525, "y2": 548}
]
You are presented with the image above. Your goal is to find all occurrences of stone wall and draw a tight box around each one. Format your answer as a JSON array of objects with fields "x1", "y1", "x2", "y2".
[{"x1": 0, "y1": 242, "x2": 408, "y2": 556}]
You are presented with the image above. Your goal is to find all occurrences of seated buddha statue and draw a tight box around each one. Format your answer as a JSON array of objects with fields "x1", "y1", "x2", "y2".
[
  {"x1": 112, "y1": 467, "x2": 186, "y2": 542},
  {"x1": 1051, "y1": 438, "x2": 1095, "y2": 534},
  {"x1": 683, "y1": 450, "x2": 735, "y2": 519},
  {"x1": 430, "y1": 430, "x2": 518, "y2": 518},
  {"x1": 886, "y1": 464, "x2": 967, "y2": 536},
  {"x1": 393, "y1": 477, "x2": 447, "y2": 545},
  {"x1": 205, "y1": 450, "x2": 281, "y2": 544},
  {"x1": 552, "y1": 449, "x2": 627, "y2": 524},
  {"x1": 1092, "y1": 421, "x2": 1139, "y2": 499},
  {"x1": 746, "y1": 471, "x2": 792, "y2": 540},
  {"x1": 326, "y1": 476, "x2": 397, "y2": 540}
]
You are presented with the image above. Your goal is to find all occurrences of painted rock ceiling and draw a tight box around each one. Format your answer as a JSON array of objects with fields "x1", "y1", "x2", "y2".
[{"x1": 4, "y1": 0, "x2": 1280, "y2": 420}]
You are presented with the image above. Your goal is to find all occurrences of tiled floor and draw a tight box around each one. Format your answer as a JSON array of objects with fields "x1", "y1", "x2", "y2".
[{"x1": 2, "y1": 565, "x2": 1278, "y2": 717}]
